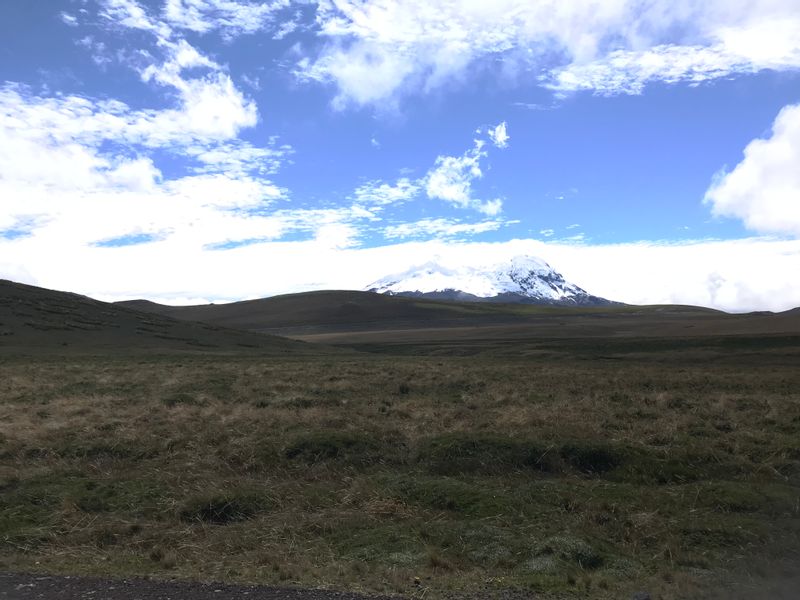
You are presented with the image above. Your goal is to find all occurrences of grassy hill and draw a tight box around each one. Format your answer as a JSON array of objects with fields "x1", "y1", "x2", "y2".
[
  {"x1": 0, "y1": 280, "x2": 323, "y2": 355},
  {"x1": 117, "y1": 290, "x2": 800, "y2": 357},
  {"x1": 117, "y1": 290, "x2": 513, "y2": 332}
]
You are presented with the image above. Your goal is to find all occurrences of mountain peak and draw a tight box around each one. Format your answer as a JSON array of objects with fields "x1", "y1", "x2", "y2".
[{"x1": 367, "y1": 255, "x2": 612, "y2": 306}]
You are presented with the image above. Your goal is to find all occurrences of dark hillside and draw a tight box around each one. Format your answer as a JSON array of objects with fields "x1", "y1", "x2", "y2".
[
  {"x1": 117, "y1": 290, "x2": 558, "y2": 332},
  {"x1": 0, "y1": 280, "x2": 321, "y2": 355},
  {"x1": 117, "y1": 291, "x2": 800, "y2": 348}
]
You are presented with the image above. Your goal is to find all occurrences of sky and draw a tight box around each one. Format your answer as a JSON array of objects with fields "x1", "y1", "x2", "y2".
[{"x1": 1, "y1": 0, "x2": 799, "y2": 311}]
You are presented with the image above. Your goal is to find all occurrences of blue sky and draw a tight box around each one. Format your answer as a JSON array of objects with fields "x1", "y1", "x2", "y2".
[{"x1": 1, "y1": 0, "x2": 799, "y2": 310}]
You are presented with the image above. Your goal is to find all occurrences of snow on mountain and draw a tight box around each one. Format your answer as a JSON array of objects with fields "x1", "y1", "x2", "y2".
[{"x1": 367, "y1": 255, "x2": 611, "y2": 305}]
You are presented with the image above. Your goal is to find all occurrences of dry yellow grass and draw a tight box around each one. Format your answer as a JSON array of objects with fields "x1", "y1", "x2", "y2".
[{"x1": 1, "y1": 350, "x2": 799, "y2": 599}]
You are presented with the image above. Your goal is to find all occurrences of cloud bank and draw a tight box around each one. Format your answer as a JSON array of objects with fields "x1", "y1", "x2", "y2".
[
  {"x1": 3, "y1": 232, "x2": 799, "y2": 313},
  {"x1": 705, "y1": 103, "x2": 800, "y2": 237},
  {"x1": 298, "y1": 0, "x2": 800, "y2": 107}
]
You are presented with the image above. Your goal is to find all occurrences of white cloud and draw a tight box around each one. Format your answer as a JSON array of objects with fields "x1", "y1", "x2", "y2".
[
  {"x1": 370, "y1": 237, "x2": 800, "y2": 313},
  {"x1": 186, "y1": 140, "x2": 290, "y2": 177},
  {"x1": 425, "y1": 151, "x2": 480, "y2": 207},
  {"x1": 1, "y1": 77, "x2": 257, "y2": 156},
  {"x1": 313, "y1": 222, "x2": 360, "y2": 249},
  {"x1": 0, "y1": 80, "x2": 264, "y2": 214},
  {"x1": 100, "y1": 0, "x2": 172, "y2": 37},
  {"x1": 354, "y1": 124, "x2": 508, "y2": 217},
  {"x1": 546, "y1": 17, "x2": 800, "y2": 95},
  {"x1": 383, "y1": 218, "x2": 508, "y2": 239},
  {"x1": 487, "y1": 121, "x2": 509, "y2": 149},
  {"x1": 530, "y1": 237, "x2": 800, "y2": 313},
  {"x1": 353, "y1": 178, "x2": 420, "y2": 207},
  {"x1": 0, "y1": 19, "x2": 316, "y2": 273},
  {"x1": 4, "y1": 230, "x2": 800, "y2": 312},
  {"x1": 424, "y1": 140, "x2": 502, "y2": 216},
  {"x1": 539, "y1": 229, "x2": 555, "y2": 237},
  {"x1": 562, "y1": 233, "x2": 586, "y2": 242},
  {"x1": 96, "y1": 0, "x2": 300, "y2": 42},
  {"x1": 162, "y1": 0, "x2": 292, "y2": 38},
  {"x1": 298, "y1": 0, "x2": 800, "y2": 107},
  {"x1": 0, "y1": 79, "x2": 381, "y2": 273},
  {"x1": 273, "y1": 19, "x2": 299, "y2": 40},
  {"x1": 704, "y1": 103, "x2": 800, "y2": 237},
  {"x1": 141, "y1": 38, "x2": 220, "y2": 86},
  {"x1": 61, "y1": 12, "x2": 79, "y2": 27},
  {"x1": 295, "y1": 44, "x2": 418, "y2": 111}
]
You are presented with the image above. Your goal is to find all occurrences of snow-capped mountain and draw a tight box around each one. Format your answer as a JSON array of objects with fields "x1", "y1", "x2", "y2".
[{"x1": 367, "y1": 255, "x2": 613, "y2": 306}]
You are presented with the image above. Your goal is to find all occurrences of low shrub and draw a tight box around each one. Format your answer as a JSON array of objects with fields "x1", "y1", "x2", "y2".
[
  {"x1": 417, "y1": 433, "x2": 555, "y2": 475},
  {"x1": 388, "y1": 476, "x2": 506, "y2": 516},
  {"x1": 536, "y1": 535, "x2": 603, "y2": 569},
  {"x1": 560, "y1": 442, "x2": 622, "y2": 474},
  {"x1": 283, "y1": 431, "x2": 401, "y2": 467},
  {"x1": 179, "y1": 490, "x2": 271, "y2": 524}
]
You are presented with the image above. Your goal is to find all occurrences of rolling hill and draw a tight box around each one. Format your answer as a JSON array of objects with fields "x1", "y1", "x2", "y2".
[
  {"x1": 116, "y1": 289, "x2": 800, "y2": 355},
  {"x1": 0, "y1": 279, "x2": 321, "y2": 355}
]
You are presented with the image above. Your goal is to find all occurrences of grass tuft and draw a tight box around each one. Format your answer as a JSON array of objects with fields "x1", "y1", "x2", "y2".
[
  {"x1": 179, "y1": 490, "x2": 271, "y2": 524},
  {"x1": 283, "y1": 431, "x2": 401, "y2": 467},
  {"x1": 560, "y1": 442, "x2": 622, "y2": 474},
  {"x1": 417, "y1": 433, "x2": 554, "y2": 475}
]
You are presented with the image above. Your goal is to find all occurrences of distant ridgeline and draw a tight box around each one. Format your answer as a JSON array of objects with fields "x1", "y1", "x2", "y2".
[{"x1": 367, "y1": 255, "x2": 616, "y2": 306}]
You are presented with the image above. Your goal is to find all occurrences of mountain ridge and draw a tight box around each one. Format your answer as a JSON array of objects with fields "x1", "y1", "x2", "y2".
[{"x1": 367, "y1": 255, "x2": 615, "y2": 306}]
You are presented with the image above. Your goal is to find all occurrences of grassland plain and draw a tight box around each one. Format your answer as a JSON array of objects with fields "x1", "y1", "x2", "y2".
[{"x1": 1, "y1": 343, "x2": 799, "y2": 599}]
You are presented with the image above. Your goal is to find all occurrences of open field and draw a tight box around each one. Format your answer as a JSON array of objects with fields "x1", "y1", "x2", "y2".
[
  {"x1": 2, "y1": 281, "x2": 800, "y2": 598},
  {"x1": 2, "y1": 343, "x2": 799, "y2": 598}
]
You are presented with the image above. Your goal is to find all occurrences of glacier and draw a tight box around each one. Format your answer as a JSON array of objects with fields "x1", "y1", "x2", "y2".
[{"x1": 367, "y1": 255, "x2": 613, "y2": 305}]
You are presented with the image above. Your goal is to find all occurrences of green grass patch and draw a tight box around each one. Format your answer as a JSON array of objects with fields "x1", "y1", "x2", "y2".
[
  {"x1": 386, "y1": 475, "x2": 512, "y2": 516},
  {"x1": 2, "y1": 352, "x2": 799, "y2": 598},
  {"x1": 179, "y1": 489, "x2": 273, "y2": 524},
  {"x1": 283, "y1": 431, "x2": 403, "y2": 467},
  {"x1": 417, "y1": 432, "x2": 556, "y2": 474},
  {"x1": 560, "y1": 442, "x2": 622, "y2": 474},
  {"x1": 535, "y1": 535, "x2": 604, "y2": 569}
]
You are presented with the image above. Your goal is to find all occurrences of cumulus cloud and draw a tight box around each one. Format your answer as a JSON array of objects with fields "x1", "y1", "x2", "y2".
[
  {"x1": 704, "y1": 103, "x2": 800, "y2": 237},
  {"x1": 487, "y1": 121, "x2": 509, "y2": 149},
  {"x1": 546, "y1": 17, "x2": 800, "y2": 95},
  {"x1": 0, "y1": 0, "x2": 365, "y2": 279},
  {"x1": 424, "y1": 140, "x2": 502, "y2": 216},
  {"x1": 0, "y1": 74, "x2": 267, "y2": 201},
  {"x1": 0, "y1": 76, "x2": 383, "y2": 279},
  {"x1": 297, "y1": 0, "x2": 800, "y2": 107},
  {"x1": 0, "y1": 82, "x2": 256, "y2": 156},
  {"x1": 351, "y1": 124, "x2": 509, "y2": 218},
  {"x1": 295, "y1": 44, "x2": 418, "y2": 111}
]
